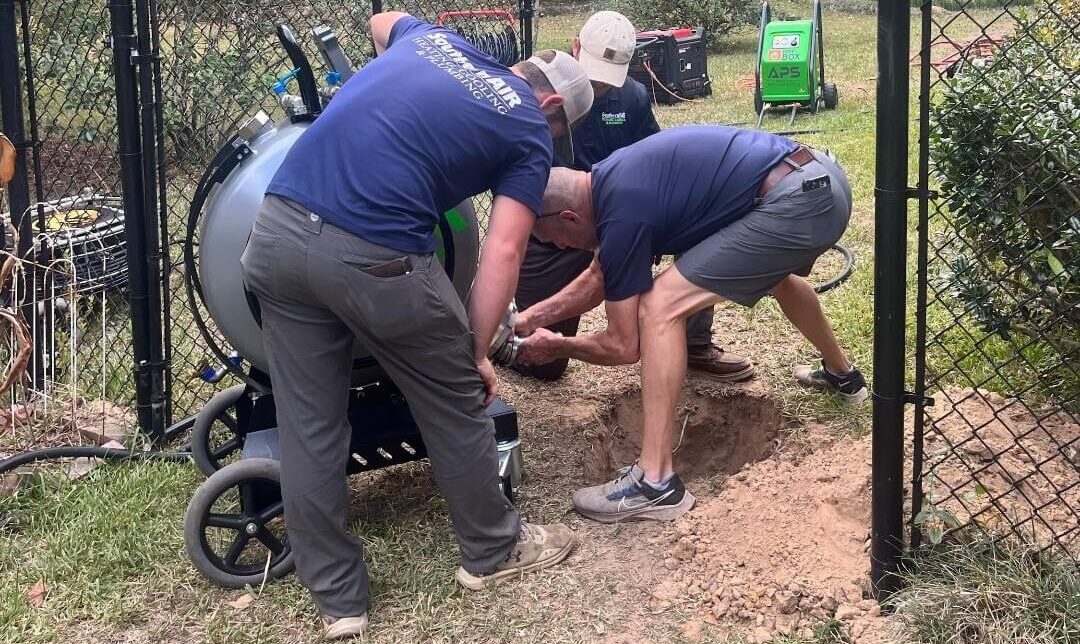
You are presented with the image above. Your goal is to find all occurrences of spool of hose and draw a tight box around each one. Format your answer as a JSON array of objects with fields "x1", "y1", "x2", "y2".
[{"x1": 456, "y1": 24, "x2": 519, "y2": 66}]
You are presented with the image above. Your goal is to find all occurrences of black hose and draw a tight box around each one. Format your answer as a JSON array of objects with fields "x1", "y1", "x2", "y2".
[
  {"x1": 814, "y1": 242, "x2": 856, "y2": 294},
  {"x1": 0, "y1": 446, "x2": 191, "y2": 475}
]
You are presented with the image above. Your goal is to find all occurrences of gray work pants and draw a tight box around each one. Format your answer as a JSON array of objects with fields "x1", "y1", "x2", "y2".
[
  {"x1": 239, "y1": 195, "x2": 519, "y2": 617},
  {"x1": 513, "y1": 238, "x2": 715, "y2": 379}
]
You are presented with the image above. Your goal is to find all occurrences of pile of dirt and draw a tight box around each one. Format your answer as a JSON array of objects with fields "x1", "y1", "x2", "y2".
[{"x1": 648, "y1": 427, "x2": 885, "y2": 643}]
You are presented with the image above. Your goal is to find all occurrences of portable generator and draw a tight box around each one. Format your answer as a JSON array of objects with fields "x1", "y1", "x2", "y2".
[
  {"x1": 629, "y1": 27, "x2": 711, "y2": 104},
  {"x1": 754, "y1": 0, "x2": 837, "y2": 126},
  {"x1": 180, "y1": 24, "x2": 525, "y2": 589}
]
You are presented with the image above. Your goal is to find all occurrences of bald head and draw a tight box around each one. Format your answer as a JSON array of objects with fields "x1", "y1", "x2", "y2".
[
  {"x1": 541, "y1": 167, "x2": 588, "y2": 216},
  {"x1": 534, "y1": 167, "x2": 598, "y2": 250}
]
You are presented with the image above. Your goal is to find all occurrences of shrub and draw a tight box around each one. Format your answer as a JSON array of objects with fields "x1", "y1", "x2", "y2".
[
  {"x1": 616, "y1": 0, "x2": 757, "y2": 49},
  {"x1": 930, "y1": 1, "x2": 1079, "y2": 405}
]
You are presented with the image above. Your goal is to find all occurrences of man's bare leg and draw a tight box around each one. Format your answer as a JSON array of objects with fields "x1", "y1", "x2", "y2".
[
  {"x1": 571, "y1": 265, "x2": 723, "y2": 523},
  {"x1": 770, "y1": 274, "x2": 850, "y2": 373},
  {"x1": 638, "y1": 267, "x2": 726, "y2": 483},
  {"x1": 773, "y1": 274, "x2": 869, "y2": 404}
]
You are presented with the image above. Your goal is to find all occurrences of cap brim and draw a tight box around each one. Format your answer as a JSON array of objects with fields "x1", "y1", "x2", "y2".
[
  {"x1": 553, "y1": 130, "x2": 575, "y2": 167},
  {"x1": 578, "y1": 47, "x2": 629, "y2": 88}
]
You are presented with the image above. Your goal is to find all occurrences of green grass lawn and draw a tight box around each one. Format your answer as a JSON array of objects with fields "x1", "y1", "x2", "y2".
[{"x1": 2, "y1": 4, "x2": 1063, "y2": 644}]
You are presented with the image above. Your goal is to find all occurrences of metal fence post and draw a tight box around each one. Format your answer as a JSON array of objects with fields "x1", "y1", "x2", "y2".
[
  {"x1": 871, "y1": 0, "x2": 910, "y2": 599},
  {"x1": 0, "y1": 0, "x2": 46, "y2": 393},
  {"x1": 132, "y1": 0, "x2": 168, "y2": 436},
  {"x1": 519, "y1": 0, "x2": 533, "y2": 59},
  {"x1": 0, "y1": 0, "x2": 27, "y2": 256},
  {"x1": 110, "y1": 0, "x2": 162, "y2": 442}
]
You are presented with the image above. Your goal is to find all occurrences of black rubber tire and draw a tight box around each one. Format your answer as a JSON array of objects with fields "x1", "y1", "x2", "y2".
[
  {"x1": 184, "y1": 458, "x2": 293, "y2": 588},
  {"x1": 191, "y1": 384, "x2": 246, "y2": 476},
  {"x1": 754, "y1": 88, "x2": 764, "y2": 116},
  {"x1": 822, "y1": 82, "x2": 839, "y2": 110}
]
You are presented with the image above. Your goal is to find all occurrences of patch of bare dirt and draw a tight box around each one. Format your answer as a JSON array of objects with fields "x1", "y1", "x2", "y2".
[{"x1": 918, "y1": 388, "x2": 1079, "y2": 552}]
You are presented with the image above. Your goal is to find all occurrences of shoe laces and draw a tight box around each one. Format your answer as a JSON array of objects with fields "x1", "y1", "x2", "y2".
[
  {"x1": 605, "y1": 462, "x2": 645, "y2": 496},
  {"x1": 516, "y1": 520, "x2": 543, "y2": 545}
]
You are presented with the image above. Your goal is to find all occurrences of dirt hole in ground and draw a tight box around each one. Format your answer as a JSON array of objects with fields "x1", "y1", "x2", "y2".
[{"x1": 582, "y1": 388, "x2": 783, "y2": 483}]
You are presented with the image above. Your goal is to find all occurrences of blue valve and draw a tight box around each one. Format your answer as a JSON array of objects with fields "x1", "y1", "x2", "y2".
[
  {"x1": 196, "y1": 351, "x2": 244, "y2": 384},
  {"x1": 325, "y1": 71, "x2": 343, "y2": 87},
  {"x1": 271, "y1": 68, "x2": 301, "y2": 95}
]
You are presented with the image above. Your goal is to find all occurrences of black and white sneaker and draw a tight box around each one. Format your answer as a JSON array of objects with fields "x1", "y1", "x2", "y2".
[
  {"x1": 572, "y1": 463, "x2": 695, "y2": 523},
  {"x1": 794, "y1": 360, "x2": 870, "y2": 405}
]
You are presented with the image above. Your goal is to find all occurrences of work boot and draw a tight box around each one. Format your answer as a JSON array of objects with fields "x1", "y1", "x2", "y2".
[
  {"x1": 686, "y1": 344, "x2": 755, "y2": 382},
  {"x1": 794, "y1": 360, "x2": 869, "y2": 405},
  {"x1": 573, "y1": 463, "x2": 695, "y2": 524},
  {"x1": 455, "y1": 521, "x2": 576, "y2": 591},
  {"x1": 322, "y1": 614, "x2": 368, "y2": 640}
]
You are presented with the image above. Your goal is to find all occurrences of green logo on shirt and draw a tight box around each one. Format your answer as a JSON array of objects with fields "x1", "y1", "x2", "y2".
[{"x1": 601, "y1": 111, "x2": 627, "y2": 126}]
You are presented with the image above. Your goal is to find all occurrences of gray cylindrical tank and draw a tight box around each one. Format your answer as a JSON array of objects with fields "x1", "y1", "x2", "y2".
[{"x1": 198, "y1": 118, "x2": 480, "y2": 374}]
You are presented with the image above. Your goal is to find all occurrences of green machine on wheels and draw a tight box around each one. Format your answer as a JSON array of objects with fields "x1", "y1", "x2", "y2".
[{"x1": 755, "y1": 0, "x2": 838, "y2": 126}]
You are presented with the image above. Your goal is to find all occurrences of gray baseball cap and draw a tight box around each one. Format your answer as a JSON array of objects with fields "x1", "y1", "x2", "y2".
[{"x1": 526, "y1": 50, "x2": 594, "y2": 163}]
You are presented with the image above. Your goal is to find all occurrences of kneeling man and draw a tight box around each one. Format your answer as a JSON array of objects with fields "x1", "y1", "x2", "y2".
[{"x1": 517, "y1": 125, "x2": 868, "y2": 523}]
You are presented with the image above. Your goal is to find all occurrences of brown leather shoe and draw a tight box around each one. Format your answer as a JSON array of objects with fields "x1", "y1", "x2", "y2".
[{"x1": 686, "y1": 344, "x2": 755, "y2": 382}]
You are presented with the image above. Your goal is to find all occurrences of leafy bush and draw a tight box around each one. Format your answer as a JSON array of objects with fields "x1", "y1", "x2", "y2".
[
  {"x1": 930, "y1": 2, "x2": 1079, "y2": 404},
  {"x1": 616, "y1": 0, "x2": 756, "y2": 49}
]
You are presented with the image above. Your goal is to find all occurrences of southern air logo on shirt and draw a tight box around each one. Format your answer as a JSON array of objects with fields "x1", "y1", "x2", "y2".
[
  {"x1": 601, "y1": 111, "x2": 627, "y2": 126},
  {"x1": 413, "y1": 32, "x2": 523, "y2": 114}
]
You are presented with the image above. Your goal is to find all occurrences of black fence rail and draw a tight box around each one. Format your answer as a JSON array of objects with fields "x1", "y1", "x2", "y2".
[
  {"x1": 0, "y1": 0, "x2": 535, "y2": 443},
  {"x1": 911, "y1": 0, "x2": 1078, "y2": 563}
]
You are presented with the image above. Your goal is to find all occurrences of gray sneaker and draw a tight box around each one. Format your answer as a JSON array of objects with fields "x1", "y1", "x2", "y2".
[
  {"x1": 573, "y1": 463, "x2": 695, "y2": 523},
  {"x1": 455, "y1": 521, "x2": 576, "y2": 591}
]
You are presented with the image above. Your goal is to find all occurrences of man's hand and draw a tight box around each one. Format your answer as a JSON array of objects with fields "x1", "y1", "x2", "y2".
[
  {"x1": 518, "y1": 328, "x2": 565, "y2": 365},
  {"x1": 514, "y1": 308, "x2": 540, "y2": 337},
  {"x1": 476, "y1": 357, "x2": 498, "y2": 407},
  {"x1": 468, "y1": 195, "x2": 534, "y2": 362}
]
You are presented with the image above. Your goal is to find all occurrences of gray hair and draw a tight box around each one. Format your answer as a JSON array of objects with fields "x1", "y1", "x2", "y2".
[{"x1": 541, "y1": 166, "x2": 587, "y2": 216}]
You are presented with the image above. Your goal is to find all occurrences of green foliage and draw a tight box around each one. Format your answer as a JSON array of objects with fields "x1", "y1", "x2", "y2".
[
  {"x1": 930, "y1": 3, "x2": 1080, "y2": 406},
  {"x1": 616, "y1": 0, "x2": 757, "y2": 49},
  {"x1": 159, "y1": 20, "x2": 277, "y2": 166},
  {"x1": 887, "y1": 533, "x2": 1080, "y2": 644}
]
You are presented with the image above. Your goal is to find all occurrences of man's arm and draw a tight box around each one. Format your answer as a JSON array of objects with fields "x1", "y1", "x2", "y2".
[
  {"x1": 470, "y1": 195, "x2": 535, "y2": 360},
  {"x1": 516, "y1": 258, "x2": 604, "y2": 335},
  {"x1": 520, "y1": 295, "x2": 640, "y2": 366},
  {"x1": 369, "y1": 11, "x2": 410, "y2": 54}
]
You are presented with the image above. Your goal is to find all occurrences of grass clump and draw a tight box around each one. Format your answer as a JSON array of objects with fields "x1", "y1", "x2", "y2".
[{"x1": 887, "y1": 534, "x2": 1080, "y2": 644}]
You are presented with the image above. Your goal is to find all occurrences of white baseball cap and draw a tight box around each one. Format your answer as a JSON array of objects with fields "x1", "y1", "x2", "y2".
[
  {"x1": 526, "y1": 50, "x2": 594, "y2": 163},
  {"x1": 577, "y1": 11, "x2": 637, "y2": 88}
]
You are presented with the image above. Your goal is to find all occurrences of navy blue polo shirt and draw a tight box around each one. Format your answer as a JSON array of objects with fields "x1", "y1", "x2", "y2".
[
  {"x1": 592, "y1": 126, "x2": 799, "y2": 301},
  {"x1": 568, "y1": 77, "x2": 659, "y2": 170},
  {"x1": 266, "y1": 17, "x2": 553, "y2": 253}
]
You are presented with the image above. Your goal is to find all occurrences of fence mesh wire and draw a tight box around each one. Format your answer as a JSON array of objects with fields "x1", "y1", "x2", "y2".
[
  {"x1": 0, "y1": 0, "x2": 134, "y2": 451},
  {"x1": 3, "y1": 0, "x2": 531, "y2": 440},
  {"x1": 914, "y1": 0, "x2": 1078, "y2": 562}
]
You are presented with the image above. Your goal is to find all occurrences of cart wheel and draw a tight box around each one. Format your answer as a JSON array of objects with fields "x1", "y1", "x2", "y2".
[
  {"x1": 192, "y1": 384, "x2": 246, "y2": 476},
  {"x1": 184, "y1": 458, "x2": 293, "y2": 588},
  {"x1": 754, "y1": 88, "x2": 764, "y2": 116},
  {"x1": 822, "y1": 82, "x2": 839, "y2": 110}
]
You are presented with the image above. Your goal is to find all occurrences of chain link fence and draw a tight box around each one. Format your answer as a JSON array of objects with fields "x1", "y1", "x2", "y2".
[
  {"x1": 1, "y1": 0, "x2": 535, "y2": 444},
  {"x1": 912, "y1": 0, "x2": 1078, "y2": 562}
]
